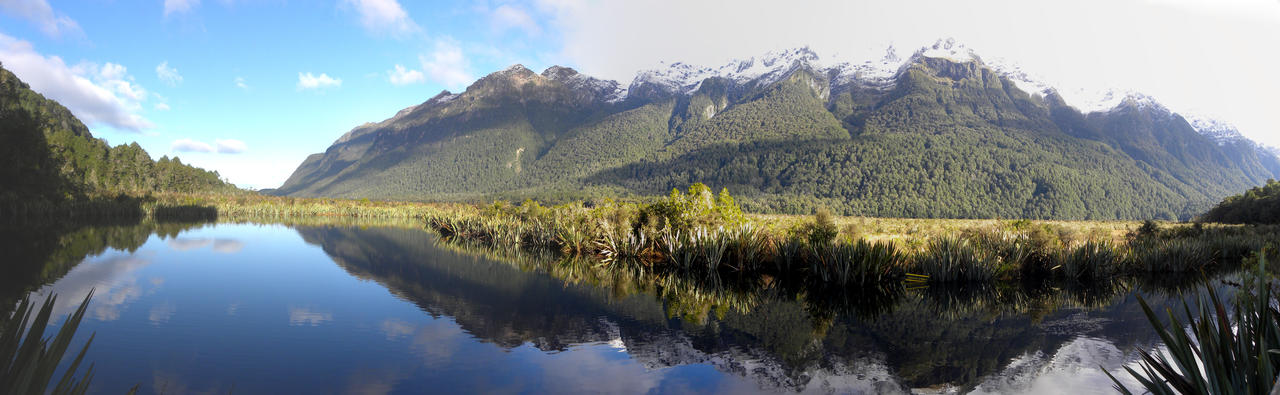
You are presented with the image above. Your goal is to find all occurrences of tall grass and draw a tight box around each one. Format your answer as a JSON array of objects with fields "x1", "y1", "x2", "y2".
[
  {"x1": 413, "y1": 187, "x2": 1280, "y2": 289},
  {"x1": 19, "y1": 185, "x2": 1274, "y2": 290},
  {"x1": 1, "y1": 292, "x2": 97, "y2": 395},
  {"x1": 911, "y1": 237, "x2": 999, "y2": 283}
]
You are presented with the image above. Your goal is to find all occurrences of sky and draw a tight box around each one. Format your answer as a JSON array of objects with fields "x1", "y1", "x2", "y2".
[{"x1": 0, "y1": 0, "x2": 1277, "y2": 189}]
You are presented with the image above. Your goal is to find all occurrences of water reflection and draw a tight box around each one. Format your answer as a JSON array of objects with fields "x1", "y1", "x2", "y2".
[
  {"x1": 299, "y1": 225, "x2": 1226, "y2": 393},
  {"x1": 0, "y1": 222, "x2": 1233, "y2": 394}
]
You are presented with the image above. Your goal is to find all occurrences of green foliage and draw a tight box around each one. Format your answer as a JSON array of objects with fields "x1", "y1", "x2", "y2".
[
  {"x1": 1, "y1": 292, "x2": 96, "y2": 395},
  {"x1": 275, "y1": 58, "x2": 1279, "y2": 220},
  {"x1": 1055, "y1": 241, "x2": 1120, "y2": 281},
  {"x1": 640, "y1": 183, "x2": 746, "y2": 233},
  {"x1": 1109, "y1": 251, "x2": 1280, "y2": 394},
  {"x1": 810, "y1": 239, "x2": 903, "y2": 286},
  {"x1": 0, "y1": 64, "x2": 236, "y2": 219},
  {"x1": 911, "y1": 237, "x2": 999, "y2": 283},
  {"x1": 1201, "y1": 179, "x2": 1280, "y2": 224},
  {"x1": 800, "y1": 208, "x2": 839, "y2": 249}
]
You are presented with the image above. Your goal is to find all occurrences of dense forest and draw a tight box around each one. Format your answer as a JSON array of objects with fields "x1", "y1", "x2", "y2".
[
  {"x1": 0, "y1": 63, "x2": 235, "y2": 218},
  {"x1": 274, "y1": 53, "x2": 1279, "y2": 220},
  {"x1": 1200, "y1": 179, "x2": 1280, "y2": 224}
]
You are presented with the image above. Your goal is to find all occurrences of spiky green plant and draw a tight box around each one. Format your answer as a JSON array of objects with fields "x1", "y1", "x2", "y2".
[
  {"x1": 1, "y1": 291, "x2": 96, "y2": 395},
  {"x1": 817, "y1": 239, "x2": 902, "y2": 286},
  {"x1": 1109, "y1": 251, "x2": 1280, "y2": 394},
  {"x1": 1056, "y1": 241, "x2": 1120, "y2": 281},
  {"x1": 1129, "y1": 239, "x2": 1213, "y2": 272},
  {"x1": 911, "y1": 236, "x2": 998, "y2": 283}
]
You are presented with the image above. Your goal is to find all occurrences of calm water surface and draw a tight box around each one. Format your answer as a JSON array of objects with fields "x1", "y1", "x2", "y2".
[{"x1": 0, "y1": 222, "x2": 1220, "y2": 394}]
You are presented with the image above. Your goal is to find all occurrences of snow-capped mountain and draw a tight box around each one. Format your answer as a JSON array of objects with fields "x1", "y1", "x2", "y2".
[
  {"x1": 625, "y1": 39, "x2": 1273, "y2": 156},
  {"x1": 628, "y1": 46, "x2": 826, "y2": 96},
  {"x1": 627, "y1": 39, "x2": 980, "y2": 97},
  {"x1": 1185, "y1": 115, "x2": 1251, "y2": 146},
  {"x1": 279, "y1": 38, "x2": 1279, "y2": 219}
]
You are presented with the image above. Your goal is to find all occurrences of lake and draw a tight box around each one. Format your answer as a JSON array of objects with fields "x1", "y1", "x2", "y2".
[{"x1": 1, "y1": 221, "x2": 1221, "y2": 394}]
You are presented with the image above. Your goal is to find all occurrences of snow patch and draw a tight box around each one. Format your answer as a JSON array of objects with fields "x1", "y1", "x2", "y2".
[
  {"x1": 630, "y1": 47, "x2": 825, "y2": 95},
  {"x1": 914, "y1": 38, "x2": 978, "y2": 63},
  {"x1": 1185, "y1": 114, "x2": 1250, "y2": 146}
]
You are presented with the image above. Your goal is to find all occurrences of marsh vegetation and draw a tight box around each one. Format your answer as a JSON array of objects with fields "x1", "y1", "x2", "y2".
[{"x1": 423, "y1": 184, "x2": 1279, "y2": 288}]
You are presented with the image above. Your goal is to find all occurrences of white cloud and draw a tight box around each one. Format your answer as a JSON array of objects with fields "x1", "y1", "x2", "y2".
[
  {"x1": 155, "y1": 61, "x2": 183, "y2": 86},
  {"x1": 490, "y1": 4, "x2": 540, "y2": 36},
  {"x1": 538, "y1": 0, "x2": 1280, "y2": 148},
  {"x1": 234, "y1": 76, "x2": 248, "y2": 90},
  {"x1": 170, "y1": 138, "x2": 246, "y2": 154},
  {"x1": 387, "y1": 64, "x2": 424, "y2": 85},
  {"x1": 154, "y1": 102, "x2": 171, "y2": 111},
  {"x1": 340, "y1": 0, "x2": 420, "y2": 37},
  {"x1": 171, "y1": 138, "x2": 214, "y2": 153},
  {"x1": 163, "y1": 0, "x2": 200, "y2": 17},
  {"x1": 0, "y1": 0, "x2": 82, "y2": 38},
  {"x1": 297, "y1": 72, "x2": 341, "y2": 90},
  {"x1": 421, "y1": 39, "x2": 471, "y2": 90},
  {"x1": 215, "y1": 139, "x2": 247, "y2": 154},
  {"x1": 0, "y1": 33, "x2": 153, "y2": 131}
]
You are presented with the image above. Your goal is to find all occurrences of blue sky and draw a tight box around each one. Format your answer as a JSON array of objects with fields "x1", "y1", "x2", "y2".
[
  {"x1": 0, "y1": 0, "x2": 565, "y2": 188},
  {"x1": 1, "y1": 0, "x2": 1277, "y2": 189}
]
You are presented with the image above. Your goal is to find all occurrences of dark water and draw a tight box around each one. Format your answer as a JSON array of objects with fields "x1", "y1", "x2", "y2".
[{"x1": 0, "y1": 222, "x2": 1227, "y2": 394}]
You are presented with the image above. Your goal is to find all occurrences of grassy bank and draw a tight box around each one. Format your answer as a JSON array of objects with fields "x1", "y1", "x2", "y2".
[
  {"x1": 7, "y1": 186, "x2": 1276, "y2": 287},
  {"x1": 418, "y1": 184, "x2": 1279, "y2": 287}
]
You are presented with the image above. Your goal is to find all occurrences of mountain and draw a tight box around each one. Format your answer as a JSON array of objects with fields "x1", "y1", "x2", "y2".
[
  {"x1": 0, "y1": 63, "x2": 234, "y2": 210},
  {"x1": 275, "y1": 41, "x2": 1280, "y2": 220}
]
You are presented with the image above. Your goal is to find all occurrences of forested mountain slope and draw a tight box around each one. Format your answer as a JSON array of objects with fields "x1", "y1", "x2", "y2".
[
  {"x1": 0, "y1": 63, "x2": 234, "y2": 209},
  {"x1": 275, "y1": 44, "x2": 1280, "y2": 220}
]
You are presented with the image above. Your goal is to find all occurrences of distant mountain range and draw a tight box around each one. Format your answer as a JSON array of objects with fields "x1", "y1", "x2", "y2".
[{"x1": 274, "y1": 40, "x2": 1280, "y2": 220}]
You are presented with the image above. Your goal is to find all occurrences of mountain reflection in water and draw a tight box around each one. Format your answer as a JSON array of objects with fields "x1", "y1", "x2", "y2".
[{"x1": 1, "y1": 223, "x2": 1230, "y2": 394}]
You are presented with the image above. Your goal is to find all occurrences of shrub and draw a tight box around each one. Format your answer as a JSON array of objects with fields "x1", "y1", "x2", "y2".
[{"x1": 911, "y1": 236, "x2": 998, "y2": 283}]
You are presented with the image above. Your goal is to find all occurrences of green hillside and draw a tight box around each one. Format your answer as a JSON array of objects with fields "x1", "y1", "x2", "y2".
[
  {"x1": 274, "y1": 55, "x2": 1280, "y2": 220},
  {"x1": 1200, "y1": 180, "x2": 1280, "y2": 224},
  {"x1": 0, "y1": 63, "x2": 236, "y2": 216}
]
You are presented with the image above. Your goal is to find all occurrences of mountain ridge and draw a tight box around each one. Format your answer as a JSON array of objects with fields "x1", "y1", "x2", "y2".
[{"x1": 274, "y1": 42, "x2": 1279, "y2": 220}]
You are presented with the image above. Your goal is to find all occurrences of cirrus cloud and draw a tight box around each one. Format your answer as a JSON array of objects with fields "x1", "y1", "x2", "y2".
[
  {"x1": 171, "y1": 138, "x2": 213, "y2": 153},
  {"x1": 490, "y1": 5, "x2": 540, "y2": 36},
  {"x1": 340, "y1": 0, "x2": 420, "y2": 38},
  {"x1": 215, "y1": 139, "x2": 246, "y2": 154},
  {"x1": 0, "y1": 0, "x2": 83, "y2": 38},
  {"x1": 170, "y1": 138, "x2": 247, "y2": 154},
  {"x1": 155, "y1": 61, "x2": 182, "y2": 86},
  {"x1": 163, "y1": 0, "x2": 200, "y2": 17}
]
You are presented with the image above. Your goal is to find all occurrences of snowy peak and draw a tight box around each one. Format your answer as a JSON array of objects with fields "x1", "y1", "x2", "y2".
[
  {"x1": 1055, "y1": 90, "x2": 1169, "y2": 115},
  {"x1": 540, "y1": 65, "x2": 580, "y2": 80},
  {"x1": 629, "y1": 39, "x2": 990, "y2": 97},
  {"x1": 911, "y1": 38, "x2": 980, "y2": 64},
  {"x1": 541, "y1": 65, "x2": 625, "y2": 101},
  {"x1": 828, "y1": 45, "x2": 910, "y2": 88},
  {"x1": 1186, "y1": 115, "x2": 1250, "y2": 146},
  {"x1": 629, "y1": 47, "x2": 824, "y2": 96}
]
